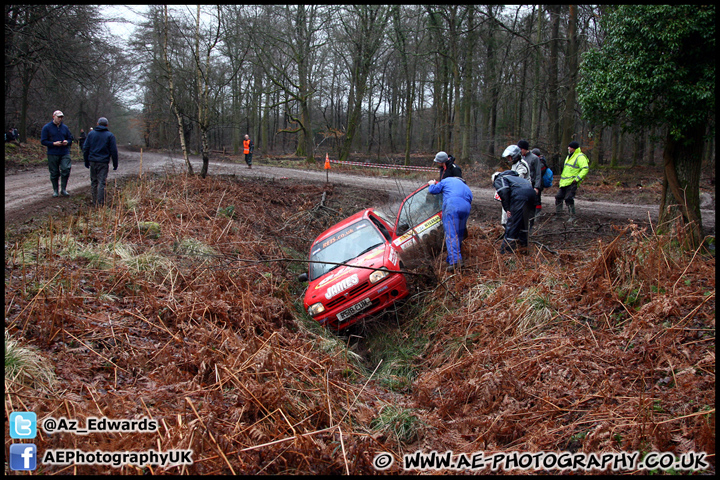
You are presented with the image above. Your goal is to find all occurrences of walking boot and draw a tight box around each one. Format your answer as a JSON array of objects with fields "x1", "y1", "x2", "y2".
[
  {"x1": 60, "y1": 177, "x2": 70, "y2": 196},
  {"x1": 566, "y1": 204, "x2": 576, "y2": 223}
]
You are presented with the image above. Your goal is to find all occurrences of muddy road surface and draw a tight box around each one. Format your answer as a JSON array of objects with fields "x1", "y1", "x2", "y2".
[{"x1": 5, "y1": 147, "x2": 714, "y2": 233}]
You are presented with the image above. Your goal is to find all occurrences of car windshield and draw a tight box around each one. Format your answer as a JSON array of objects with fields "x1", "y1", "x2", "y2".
[{"x1": 309, "y1": 219, "x2": 385, "y2": 280}]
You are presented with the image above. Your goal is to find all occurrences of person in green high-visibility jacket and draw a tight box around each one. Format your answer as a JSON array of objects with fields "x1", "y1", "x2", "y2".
[{"x1": 555, "y1": 141, "x2": 589, "y2": 220}]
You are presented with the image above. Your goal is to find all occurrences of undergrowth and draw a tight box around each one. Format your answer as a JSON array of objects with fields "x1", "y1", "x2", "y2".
[{"x1": 4, "y1": 173, "x2": 715, "y2": 474}]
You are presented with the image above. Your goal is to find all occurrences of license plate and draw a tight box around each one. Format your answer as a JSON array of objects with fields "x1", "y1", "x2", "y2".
[{"x1": 336, "y1": 297, "x2": 372, "y2": 322}]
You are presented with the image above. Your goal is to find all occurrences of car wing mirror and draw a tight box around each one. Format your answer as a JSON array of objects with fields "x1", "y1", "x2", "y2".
[{"x1": 297, "y1": 272, "x2": 308, "y2": 282}]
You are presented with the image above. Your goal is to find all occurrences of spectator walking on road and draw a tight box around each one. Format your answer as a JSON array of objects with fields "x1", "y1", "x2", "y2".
[
  {"x1": 428, "y1": 176, "x2": 473, "y2": 270},
  {"x1": 40, "y1": 110, "x2": 74, "y2": 197},
  {"x1": 83, "y1": 117, "x2": 118, "y2": 207},
  {"x1": 555, "y1": 141, "x2": 590, "y2": 222},
  {"x1": 243, "y1": 134, "x2": 254, "y2": 169}
]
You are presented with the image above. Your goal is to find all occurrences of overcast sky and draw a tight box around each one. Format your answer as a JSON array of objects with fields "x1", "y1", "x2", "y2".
[{"x1": 100, "y1": 5, "x2": 148, "y2": 46}]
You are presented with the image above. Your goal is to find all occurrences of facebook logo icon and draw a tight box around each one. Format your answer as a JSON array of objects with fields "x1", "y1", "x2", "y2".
[
  {"x1": 9, "y1": 412, "x2": 37, "y2": 438},
  {"x1": 10, "y1": 444, "x2": 37, "y2": 471}
]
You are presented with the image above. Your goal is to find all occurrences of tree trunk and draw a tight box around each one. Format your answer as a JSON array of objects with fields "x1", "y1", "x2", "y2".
[
  {"x1": 19, "y1": 64, "x2": 37, "y2": 144},
  {"x1": 164, "y1": 6, "x2": 192, "y2": 174},
  {"x1": 484, "y1": 6, "x2": 500, "y2": 158},
  {"x1": 530, "y1": 6, "x2": 544, "y2": 146},
  {"x1": 610, "y1": 123, "x2": 620, "y2": 168},
  {"x1": 547, "y1": 5, "x2": 561, "y2": 169},
  {"x1": 590, "y1": 125, "x2": 603, "y2": 167},
  {"x1": 560, "y1": 5, "x2": 579, "y2": 151},
  {"x1": 658, "y1": 124, "x2": 704, "y2": 248}
]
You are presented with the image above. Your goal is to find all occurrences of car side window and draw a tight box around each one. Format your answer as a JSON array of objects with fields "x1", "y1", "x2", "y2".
[
  {"x1": 396, "y1": 186, "x2": 443, "y2": 236},
  {"x1": 369, "y1": 214, "x2": 392, "y2": 241}
]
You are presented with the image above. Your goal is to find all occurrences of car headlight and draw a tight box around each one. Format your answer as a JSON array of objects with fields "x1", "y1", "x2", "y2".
[
  {"x1": 308, "y1": 302, "x2": 325, "y2": 317},
  {"x1": 369, "y1": 268, "x2": 390, "y2": 284}
]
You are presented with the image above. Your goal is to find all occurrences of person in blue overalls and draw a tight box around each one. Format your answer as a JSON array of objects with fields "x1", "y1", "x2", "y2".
[{"x1": 427, "y1": 176, "x2": 473, "y2": 270}]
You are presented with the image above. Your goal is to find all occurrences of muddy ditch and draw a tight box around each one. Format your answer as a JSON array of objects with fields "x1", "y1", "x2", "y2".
[{"x1": 4, "y1": 173, "x2": 715, "y2": 475}]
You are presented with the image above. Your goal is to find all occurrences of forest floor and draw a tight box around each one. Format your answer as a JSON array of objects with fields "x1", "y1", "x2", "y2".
[{"x1": 4, "y1": 141, "x2": 716, "y2": 474}]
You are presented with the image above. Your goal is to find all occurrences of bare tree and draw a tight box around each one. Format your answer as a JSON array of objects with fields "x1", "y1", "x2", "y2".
[
  {"x1": 559, "y1": 5, "x2": 579, "y2": 150},
  {"x1": 335, "y1": 5, "x2": 391, "y2": 162},
  {"x1": 162, "y1": 5, "x2": 191, "y2": 174},
  {"x1": 191, "y1": 5, "x2": 223, "y2": 178},
  {"x1": 252, "y1": 5, "x2": 330, "y2": 162}
]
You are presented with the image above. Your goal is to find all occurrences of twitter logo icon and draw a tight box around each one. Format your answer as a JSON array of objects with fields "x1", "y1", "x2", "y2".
[{"x1": 10, "y1": 412, "x2": 37, "y2": 439}]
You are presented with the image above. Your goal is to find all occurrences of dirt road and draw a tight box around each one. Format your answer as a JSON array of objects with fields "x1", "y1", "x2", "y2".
[{"x1": 5, "y1": 147, "x2": 714, "y2": 232}]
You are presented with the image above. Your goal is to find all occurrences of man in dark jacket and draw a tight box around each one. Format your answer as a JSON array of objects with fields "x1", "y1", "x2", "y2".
[
  {"x1": 517, "y1": 140, "x2": 542, "y2": 231},
  {"x1": 78, "y1": 129, "x2": 87, "y2": 151},
  {"x1": 434, "y1": 151, "x2": 463, "y2": 181},
  {"x1": 83, "y1": 117, "x2": 118, "y2": 207},
  {"x1": 492, "y1": 170, "x2": 536, "y2": 254},
  {"x1": 40, "y1": 110, "x2": 74, "y2": 197}
]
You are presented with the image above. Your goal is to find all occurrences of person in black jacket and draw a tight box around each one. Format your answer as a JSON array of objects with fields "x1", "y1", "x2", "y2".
[
  {"x1": 78, "y1": 129, "x2": 87, "y2": 151},
  {"x1": 434, "y1": 151, "x2": 462, "y2": 181},
  {"x1": 492, "y1": 170, "x2": 536, "y2": 254},
  {"x1": 517, "y1": 140, "x2": 542, "y2": 231},
  {"x1": 83, "y1": 117, "x2": 118, "y2": 207}
]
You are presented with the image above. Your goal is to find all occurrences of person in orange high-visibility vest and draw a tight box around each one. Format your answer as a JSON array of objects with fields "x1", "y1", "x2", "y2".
[{"x1": 243, "y1": 134, "x2": 254, "y2": 169}]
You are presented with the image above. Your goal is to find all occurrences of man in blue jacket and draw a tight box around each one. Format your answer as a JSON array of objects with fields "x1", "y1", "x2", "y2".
[
  {"x1": 40, "y1": 110, "x2": 74, "y2": 197},
  {"x1": 428, "y1": 176, "x2": 473, "y2": 270},
  {"x1": 83, "y1": 117, "x2": 119, "y2": 207}
]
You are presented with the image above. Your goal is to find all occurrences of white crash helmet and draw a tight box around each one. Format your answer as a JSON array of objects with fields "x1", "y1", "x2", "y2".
[{"x1": 501, "y1": 145, "x2": 521, "y2": 162}]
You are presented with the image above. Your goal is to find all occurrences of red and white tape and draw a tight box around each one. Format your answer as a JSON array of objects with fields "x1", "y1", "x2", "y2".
[{"x1": 327, "y1": 159, "x2": 437, "y2": 172}]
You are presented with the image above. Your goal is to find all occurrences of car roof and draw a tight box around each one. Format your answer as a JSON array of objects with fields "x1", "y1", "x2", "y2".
[{"x1": 310, "y1": 183, "x2": 431, "y2": 247}]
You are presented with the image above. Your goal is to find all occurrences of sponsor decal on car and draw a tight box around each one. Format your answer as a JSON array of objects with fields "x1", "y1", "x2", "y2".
[
  {"x1": 392, "y1": 214, "x2": 442, "y2": 248},
  {"x1": 388, "y1": 248, "x2": 398, "y2": 266},
  {"x1": 415, "y1": 214, "x2": 442, "y2": 234},
  {"x1": 325, "y1": 273, "x2": 360, "y2": 300}
]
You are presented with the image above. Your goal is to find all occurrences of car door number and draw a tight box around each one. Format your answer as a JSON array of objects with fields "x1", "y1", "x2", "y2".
[{"x1": 336, "y1": 297, "x2": 372, "y2": 322}]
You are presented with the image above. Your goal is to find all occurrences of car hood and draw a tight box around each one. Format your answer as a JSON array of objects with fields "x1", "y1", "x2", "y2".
[{"x1": 305, "y1": 244, "x2": 391, "y2": 303}]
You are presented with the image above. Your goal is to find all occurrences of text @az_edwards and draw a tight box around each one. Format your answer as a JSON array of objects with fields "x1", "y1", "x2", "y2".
[{"x1": 42, "y1": 416, "x2": 157, "y2": 435}]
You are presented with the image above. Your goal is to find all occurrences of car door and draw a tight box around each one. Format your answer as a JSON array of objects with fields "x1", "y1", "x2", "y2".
[{"x1": 391, "y1": 184, "x2": 444, "y2": 265}]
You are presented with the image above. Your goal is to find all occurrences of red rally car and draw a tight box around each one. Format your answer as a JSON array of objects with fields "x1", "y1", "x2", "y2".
[{"x1": 298, "y1": 184, "x2": 444, "y2": 331}]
